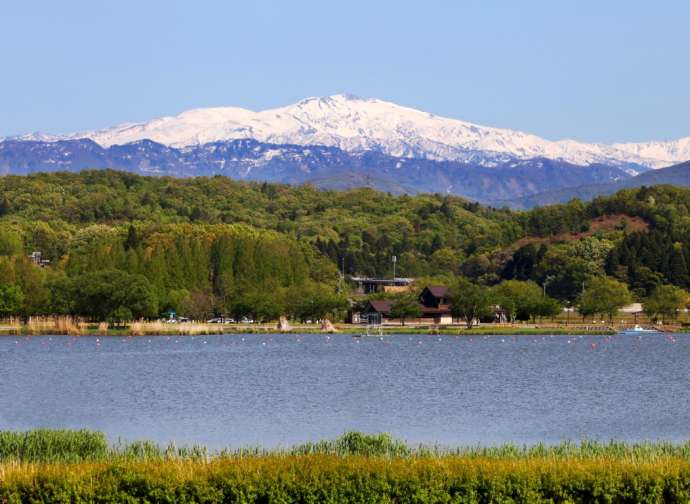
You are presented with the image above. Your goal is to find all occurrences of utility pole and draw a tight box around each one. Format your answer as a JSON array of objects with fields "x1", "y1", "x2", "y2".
[
  {"x1": 392, "y1": 255, "x2": 397, "y2": 281},
  {"x1": 542, "y1": 275, "x2": 554, "y2": 297},
  {"x1": 338, "y1": 256, "x2": 345, "y2": 293}
]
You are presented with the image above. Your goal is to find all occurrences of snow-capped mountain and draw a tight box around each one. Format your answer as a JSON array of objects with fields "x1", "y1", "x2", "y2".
[
  {"x1": 3, "y1": 95, "x2": 689, "y2": 204},
  {"x1": 14, "y1": 94, "x2": 690, "y2": 170}
]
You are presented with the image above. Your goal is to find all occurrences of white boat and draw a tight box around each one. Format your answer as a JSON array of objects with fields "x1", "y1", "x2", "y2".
[{"x1": 619, "y1": 324, "x2": 660, "y2": 335}]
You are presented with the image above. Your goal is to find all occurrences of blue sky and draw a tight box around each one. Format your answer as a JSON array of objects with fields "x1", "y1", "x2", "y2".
[{"x1": 2, "y1": 0, "x2": 688, "y2": 143}]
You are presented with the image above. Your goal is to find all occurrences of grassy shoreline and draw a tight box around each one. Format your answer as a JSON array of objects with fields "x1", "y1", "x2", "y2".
[
  {"x1": 2, "y1": 314, "x2": 686, "y2": 337},
  {"x1": 0, "y1": 326, "x2": 620, "y2": 336},
  {"x1": 0, "y1": 318, "x2": 648, "y2": 337},
  {"x1": 2, "y1": 430, "x2": 690, "y2": 502}
]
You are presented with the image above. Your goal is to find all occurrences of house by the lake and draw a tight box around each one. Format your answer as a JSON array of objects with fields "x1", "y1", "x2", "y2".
[
  {"x1": 418, "y1": 286, "x2": 453, "y2": 325},
  {"x1": 360, "y1": 299, "x2": 393, "y2": 325}
]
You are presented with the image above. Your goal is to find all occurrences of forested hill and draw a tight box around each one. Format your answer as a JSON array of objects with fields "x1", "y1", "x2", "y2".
[
  {"x1": 0, "y1": 170, "x2": 523, "y2": 276},
  {"x1": 1, "y1": 170, "x2": 690, "y2": 319}
]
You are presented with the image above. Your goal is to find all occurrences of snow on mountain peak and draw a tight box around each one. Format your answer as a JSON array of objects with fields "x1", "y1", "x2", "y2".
[{"x1": 13, "y1": 95, "x2": 690, "y2": 169}]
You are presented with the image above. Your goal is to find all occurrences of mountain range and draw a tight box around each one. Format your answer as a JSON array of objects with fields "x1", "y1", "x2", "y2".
[
  {"x1": 2, "y1": 94, "x2": 689, "y2": 206},
  {"x1": 501, "y1": 160, "x2": 690, "y2": 209}
]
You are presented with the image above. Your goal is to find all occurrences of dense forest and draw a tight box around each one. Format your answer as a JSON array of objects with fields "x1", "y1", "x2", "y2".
[{"x1": 1, "y1": 170, "x2": 689, "y2": 321}]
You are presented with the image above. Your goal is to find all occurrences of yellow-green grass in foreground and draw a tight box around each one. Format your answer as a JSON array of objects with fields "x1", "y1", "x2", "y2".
[
  {"x1": 2, "y1": 430, "x2": 690, "y2": 501},
  {"x1": 2, "y1": 454, "x2": 690, "y2": 502}
]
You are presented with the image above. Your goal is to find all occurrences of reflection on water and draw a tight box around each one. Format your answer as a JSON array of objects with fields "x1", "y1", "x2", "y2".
[{"x1": 1, "y1": 333, "x2": 688, "y2": 448}]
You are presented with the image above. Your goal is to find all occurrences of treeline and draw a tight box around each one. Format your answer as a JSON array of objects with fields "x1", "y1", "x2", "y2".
[
  {"x1": 2, "y1": 171, "x2": 690, "y2": 320},
  {"x1": 373, "y1": 277, "x2": 687, "y2": 327},
  {"x1": 0, "y1": 223, "x2": 342, "y2": 321},
  {"x1": 487, "y1": 187, "x2": 690, "y2": 300}
]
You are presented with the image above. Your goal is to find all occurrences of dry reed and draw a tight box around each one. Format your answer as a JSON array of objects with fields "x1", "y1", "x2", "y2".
[
  {"x1": 127, "y1": 320, "x2": 220, "y2": 336},
  {"x1": 26, "y1": 316, "x2": 81, "y2": 336},
  {"x1": 0, "y1": 317, "x2": 22, "y2": 335}
]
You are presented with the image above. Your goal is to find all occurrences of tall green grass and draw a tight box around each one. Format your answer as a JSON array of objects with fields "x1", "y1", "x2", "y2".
[
  {"x1": 1, "y1": 429, "x2": 689, "y2": 463},
  {"x1": 0, "y1": 429, "x2": 108, "y2": 462}
]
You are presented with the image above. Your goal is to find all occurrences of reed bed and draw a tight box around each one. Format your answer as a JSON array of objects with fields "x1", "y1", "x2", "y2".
[
  {"x1": 128, "y1": 320, "x2": 224, "y2": 335},
  {"x1": 0, "y1": 317, "x2": 21, "y2": 334},
  {"x1": 26, "y1": 316, "x2": 82, "y2": 335}
]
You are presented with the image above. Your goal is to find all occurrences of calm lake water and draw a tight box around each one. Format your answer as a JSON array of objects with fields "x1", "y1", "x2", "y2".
[{"x1": 1, "y1": 333, "x2": 688, "y2": 448}]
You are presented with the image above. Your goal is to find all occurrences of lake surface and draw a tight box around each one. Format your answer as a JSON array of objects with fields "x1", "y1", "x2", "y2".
[{"x1": 1, "y1": 333, "x2": 688, "y2": 448}]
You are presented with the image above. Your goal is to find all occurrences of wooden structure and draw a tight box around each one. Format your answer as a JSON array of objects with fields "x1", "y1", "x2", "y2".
[
  {"x1": 351, "y1": 276, "x2": 414, "y2": 295},
  {"x1": 418, "y1": 286, "x2": 453, "y2": 324}
]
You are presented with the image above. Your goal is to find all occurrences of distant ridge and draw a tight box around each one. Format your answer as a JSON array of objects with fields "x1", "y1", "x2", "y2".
[
  {"x1": 0, "y1": 138, "x2": 635, "y2": 203},
  {"x1": 497, "y1": 161, "x2": 690, "y2": 209}
]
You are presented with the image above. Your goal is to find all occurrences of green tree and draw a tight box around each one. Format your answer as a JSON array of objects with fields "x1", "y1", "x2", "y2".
[
  {"x1": 242, "y1": 287, "x2": 286, "y2": 322},
  {"x1": 123, "y1": 224, "x2": 139, "y2": 251},
  {"x1": 578, "y1": 277, "x2": 632, "y2": 322},
  {"x1": 448, "y1": 279, "x2": 492, "y2": 328},
  {"x1": 288, "y1": 282, "x2": 348, "y2": 322},
  {"x1": 535, "y1": 247, "x2": 592, "y2": 301},
  {"x1": 160, "y1": 289, "x2": 190, "y2": 316},
  {"x1": 14, "y1": 259, "x2": 51, "y2": 316},
  {"x1": 533, "y1": 296, "x2": 562, "y2": 321},
  {"x1": 108, "y1": 306, "x2": 133, "y2": 326},
  {"x1": 430, "y1": 248, "x2": 462, "y2": 274},
  {"x1": 491, "y1": 280, "x2": 543, "y2": 322},
  {"x1": 0, "y1": 196, "x2": 9, "y2": 216},
  {"x1": 66, "y1": 270, "x2": 158, "y2": 320},
  {"x1": 390, "y1": 295, "x2": 422, "y2": 326},
  {"x1": 667, "y1": 244, "x2": 689, "y2": 287},
  {"x1": 0, "y1": 284, "x2": 24, "y2": 317},
  {"x1": 643, "y1": 284, "x2": 688, "y2": 322},
  {"x1": 502, "y1": 244, "x2": 546, "y2": 281},
  {"x1": 0, "y1": 229, "x2": 23, "y2": 256}
]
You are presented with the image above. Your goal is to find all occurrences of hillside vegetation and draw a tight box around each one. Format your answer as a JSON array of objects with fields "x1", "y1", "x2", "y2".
[{"x1": 1, "y1": 170, "x2": 690, "y2": 320}]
